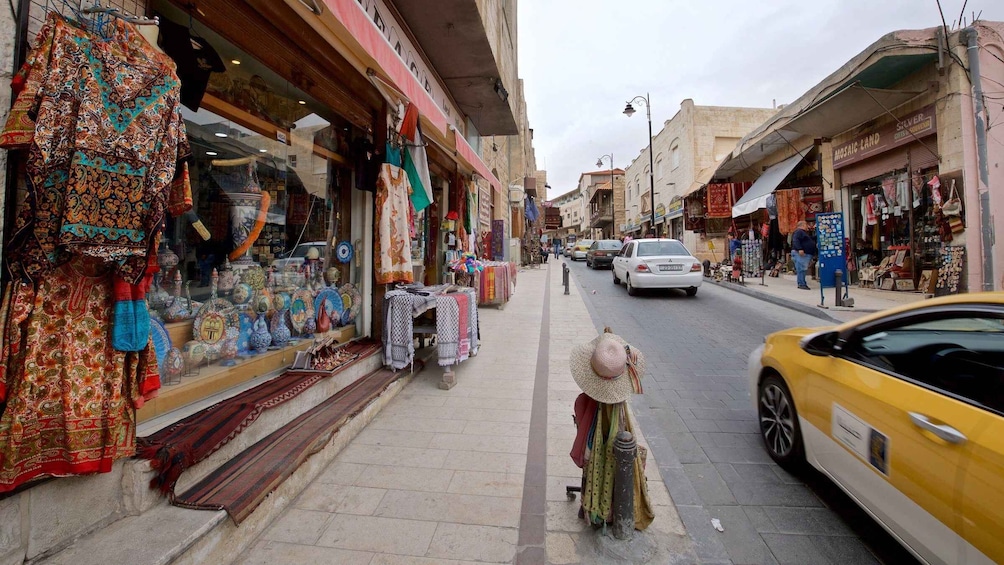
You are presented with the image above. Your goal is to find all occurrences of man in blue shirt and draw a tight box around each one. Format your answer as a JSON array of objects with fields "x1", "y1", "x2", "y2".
[{"x1": 791, "y1": 221, "x2": 817, "y2": 290}]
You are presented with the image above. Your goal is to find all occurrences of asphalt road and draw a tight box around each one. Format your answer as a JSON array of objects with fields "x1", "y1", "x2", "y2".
[{"x1": 563, "y1": 257, "x2": 920, "y2": 565}]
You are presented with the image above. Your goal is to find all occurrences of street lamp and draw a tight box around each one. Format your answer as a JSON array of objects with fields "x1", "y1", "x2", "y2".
[
  {"x1": 624, "y1": 93, "x2": 655, "y2": 236},
  {"x1": 596, "y1": 153, "x2": 615, "y2": 238}
]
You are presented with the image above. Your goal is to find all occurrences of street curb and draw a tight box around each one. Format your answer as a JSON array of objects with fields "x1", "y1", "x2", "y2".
[{"x1": 706, "y1": 278, "x2": 842, "y2": 323}]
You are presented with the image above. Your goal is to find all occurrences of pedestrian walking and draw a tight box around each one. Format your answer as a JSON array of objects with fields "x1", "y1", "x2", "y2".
[
  {"x1": 554, "y1": 240, "x2": 561, "y2": 259},
  {"x1": 791, "y1": 220, "x2": 817, "y2": 290}
]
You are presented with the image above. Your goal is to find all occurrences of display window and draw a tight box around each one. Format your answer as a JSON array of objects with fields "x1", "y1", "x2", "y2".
[{"x1": 139, "y1": 9, "x2": 366, "y2": 421}]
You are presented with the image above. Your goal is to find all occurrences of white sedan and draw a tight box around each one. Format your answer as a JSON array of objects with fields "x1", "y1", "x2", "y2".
[{"x1": 611, "y1": 238, "x2": 702, "y2": 296}]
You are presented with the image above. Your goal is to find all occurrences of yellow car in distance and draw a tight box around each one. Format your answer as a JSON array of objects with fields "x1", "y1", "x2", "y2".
[
  {"x1": 748, "y1": 293, "x2": 1004, "y2": 565},
  {"x1": 569, "y1": 239, "x2": 594, "y2": 261}
]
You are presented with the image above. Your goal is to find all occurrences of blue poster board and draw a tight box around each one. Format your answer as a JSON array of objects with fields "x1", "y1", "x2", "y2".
[{"x1": 814, "y1": 212, "x2": 849, "y2": 304}]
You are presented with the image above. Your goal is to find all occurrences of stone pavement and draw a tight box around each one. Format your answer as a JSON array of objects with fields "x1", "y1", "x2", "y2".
[
  {"x1": 710, "y1": 272, "x2": 927, "y2": 323},
  {"x1": 234, "y1": 263, "x2": 694, "y2": 565}
]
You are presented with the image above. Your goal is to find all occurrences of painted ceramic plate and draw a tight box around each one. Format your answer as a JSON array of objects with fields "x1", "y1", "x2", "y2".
[
  {"x1": 313, "y1": 288, "x2": 344, "y2": 327},
  {"x1": 150, "y1": 317, "x2": 171, "y2": 368},
  {"x1": 335, "y1": 240, "x2": 354, "y2": 263},
  {"x1": 289, "y1": 289, "x2": 315, "y2": 333},
  {"x1": 338, "y1": 283, "x2": 362, "y2": 324},
  {"x1": 193, "y1": 297, "x2": 240, "y2": 359}
]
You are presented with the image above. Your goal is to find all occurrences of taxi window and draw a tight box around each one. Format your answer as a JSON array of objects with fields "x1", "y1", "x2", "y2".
[{"x1": 850, "y1": 313, "x2": 1004, "y2": 414}]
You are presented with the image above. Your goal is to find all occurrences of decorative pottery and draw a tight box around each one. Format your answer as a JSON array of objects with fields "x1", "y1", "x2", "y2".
[
  {"x1": 250, "y1": 314, "x2": 272, "y2": 353},
  {"x1": 158, "y1": 241, "x2": 180, "y2": 272},
  {"x1": 335, "y1": 240, "x2": 353, "y2": 263},
  {"x1": 163, "y1": 275, "x2": 193, "y2": 322},
  {"x1": 324, "y1": 267, "x2": 340, "y2": 286},
  {"x1": 303, "y1": 313, "x2": 316, "y2": 337},
  {"x1": 150, "y1": 318, "x2": 171, "y2": 368},
  {"x1": 221, "y1": 337, "x2": 238, "y2": 360},
  {"x1": 270, "y1": 307, "x2": 291, "y2": 348},
  {"x1": 242, "y1": 265, "x2": 267, "y2": 290},
  {"x1": 182, "y1": 340, "x2": 207, "y2": 368},
  {"x1": 236, "y1": 312, "x2": 254, "y2": 354},
  {"x1": 192, "y1": 271, "x2": 240, "y2": 360},
  {"x1": 313, "y1": 288, "x2": 343, "y2": 327},
  {"x1": 229, "y1": 192, "x2": 265, "y2": 267},
  {"x1": 148, "y1": 272, "x2": 171, "y2": 311},
  {"x1": 338, "y1": 283, "x2": 362, "y2": 325},
  {"x1": 218, "y1": 258, "x2": 237, "y2": 294},
  {"x1": 306, "y1": 246, "x2": 320, "y2": 261},
  {"x1": 163, "y1": 347, "x2": 185, "y2": 385},
  {"x1": 289, "y1": 289, "x2": 314, "y2": 334},
  {"x1": 316, "y1": 303, "x2": 331, "y2": 334},
  {"x1": 232, "y1": 282, "x2": 253, "y2": 312}
]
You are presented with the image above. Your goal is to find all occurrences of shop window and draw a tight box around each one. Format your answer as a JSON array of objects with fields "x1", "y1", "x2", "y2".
[
  {"x1": 671, "y1": 141, "x2": 681, "y2": 170},
  {"x1": 656, "y1": 156, "x2": 664, "y2": 179},
  {"x1": 142, "y1": 7, "x2": 362, "y2": 422}
]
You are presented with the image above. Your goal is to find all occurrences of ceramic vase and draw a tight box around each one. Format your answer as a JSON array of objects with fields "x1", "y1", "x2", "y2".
[
  {"x1": 270, "y1": 308, "x2": 291, "y2": 348},
  {"x1": 218, "y1": 258, "x2": 237, "y2": 295},
  {"x1": 163, "y1": 347, "x2": 185, "y2": 385},
  {"x1": 230, "y1": 192, "x2": 263, "y2": 267},
  {"x1": 303, "y1": 313, "x2": 316, "y2": 337},
  {"x1": 250, "y1": 314, "x2": 272, "y2": 353}
]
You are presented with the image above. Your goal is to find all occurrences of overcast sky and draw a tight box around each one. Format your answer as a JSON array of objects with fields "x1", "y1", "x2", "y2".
[{"x1": 517, "y1": 0, "x2": 1004, "y2": 199}]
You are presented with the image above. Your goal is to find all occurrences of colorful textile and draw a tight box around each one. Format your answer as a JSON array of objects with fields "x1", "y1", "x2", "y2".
[
  {"x1": 580, "y1": 402, "x2": 654, "y2": 530},
  {"x1": 382, "y1": 292, "x2": 417, "y2": 370},
  {"x1": 136, "y1": 340, "x2": 380, "y2": 495},
  {"x1": 570, "y1": 393, "x2": 598, "y2": 468},
  {"x1": 775, "y1": 188, "x2": 804, "y2": 235},
  {"x1": 0, "y1": 258, "x2": 157, "y2": 493},
  {"x1": 455, "y1": 292, "x2": 471, "y2": 360},
  {"x1": 399, "y1": 103, "x2": 433, "y2": 212},
  {"x1": 174, "y1": 365, "x2": 408, "y2": 524},
  {"x1": 706, "y1": 183, "x2": 732, "y2": 218},
  {"x1": 435, "y1": 294, "x2": 461, "y2": 366},
  {"x1": 2, "y1": 13, "x2": 190, "y2": 284},
  {"x1": 375, "y1": 164, "x2": 414, "y2": 285},
  {"x1": 801, "y1": 186, "x2": 823, "y2": 221}
]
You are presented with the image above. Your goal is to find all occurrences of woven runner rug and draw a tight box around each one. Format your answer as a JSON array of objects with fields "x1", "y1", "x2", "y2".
[
  {"x1": 174, "y1": 362, "x2": 415, "y2": 524},
  {"x1": 136, "y1": 339, "x2": 381, "y2": 495}
]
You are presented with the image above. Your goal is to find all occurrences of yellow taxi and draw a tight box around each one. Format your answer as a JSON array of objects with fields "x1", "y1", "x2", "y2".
[
  {"x1": 748, "y1": 293, "x2": 1004, "y2": 565},
  {"x1": 570, "y1": 239, "x2": 594, "y2": 261}
]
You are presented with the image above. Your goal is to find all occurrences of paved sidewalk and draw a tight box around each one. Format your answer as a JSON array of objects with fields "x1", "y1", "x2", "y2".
[
  {"x1": 710, "y1": 273, "x2": 927, "y2": 323},
  {"x1": 234, "y1": 264, "x2": 692, "y2": 565}
]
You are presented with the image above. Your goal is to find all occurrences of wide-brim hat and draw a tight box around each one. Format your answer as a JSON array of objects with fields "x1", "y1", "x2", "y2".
[{"x1": 570, "y1": 331, "x2": 646, "y2": 404}]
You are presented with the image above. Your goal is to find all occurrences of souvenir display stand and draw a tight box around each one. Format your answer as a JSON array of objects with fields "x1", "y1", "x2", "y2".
[
  {"x1": 382, "y1": 284, "x2": 479, "y2": 390},
  {"x1": 814, "y1": 212, "x2": 850, "y2": 306},
  {"x1": 452, "y1": 259, "x2": 517, "y2": 308}
]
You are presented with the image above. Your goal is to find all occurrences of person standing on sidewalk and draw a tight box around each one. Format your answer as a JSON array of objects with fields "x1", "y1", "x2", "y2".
[{"x1": 791, "y1": 220, "x2": 817, "y2": 290}]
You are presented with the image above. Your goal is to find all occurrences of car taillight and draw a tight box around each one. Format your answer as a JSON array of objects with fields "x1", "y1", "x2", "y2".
[
  {"x1": 635, "y1": 264, "x2": 649, "y2": 272},
  {"x1": 691, "y1": 263, "x2": 702, "y2": 272}
]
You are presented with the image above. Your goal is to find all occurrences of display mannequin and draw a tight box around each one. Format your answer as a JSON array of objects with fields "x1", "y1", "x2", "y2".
[{"x1": 136, "y1": 22, "x2": 165, "y2": 55}]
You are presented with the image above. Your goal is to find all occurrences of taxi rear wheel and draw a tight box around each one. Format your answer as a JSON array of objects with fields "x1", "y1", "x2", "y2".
[{"x1": 758, "y1": 374, "x2": 804, "y2": 469}]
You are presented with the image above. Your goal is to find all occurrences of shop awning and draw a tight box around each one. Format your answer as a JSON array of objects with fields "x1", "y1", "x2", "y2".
[
  {"x1": 455, "y1": 130, "x2": 502, "y2": 193},
  {"x1": 732, "y1": 153, "x2": 805, "y2": 217},
  {"x1": 684, "y1": 160, "x2": 725, "y2": 197},
  {"x1": 784, "y1": 83, "x2": 922, "y2": 137}
]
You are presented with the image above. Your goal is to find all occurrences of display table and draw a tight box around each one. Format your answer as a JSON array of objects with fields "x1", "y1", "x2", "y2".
[{"x1": 383, "y1": 285, "x2": 479, "y2": 389}]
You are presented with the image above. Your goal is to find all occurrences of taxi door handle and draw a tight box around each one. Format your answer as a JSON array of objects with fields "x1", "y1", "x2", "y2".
[{"x1": 909, "y1": 412, "x2": 967, "y2": 445}]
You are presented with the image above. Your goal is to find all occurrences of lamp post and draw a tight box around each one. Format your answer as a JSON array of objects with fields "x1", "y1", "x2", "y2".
[
  {"x1": 624, "y1": 94, "x2": 655, "y2": 236},
  {"x1": 596, "y1": 153, "x2": 615, "y2": 238}
]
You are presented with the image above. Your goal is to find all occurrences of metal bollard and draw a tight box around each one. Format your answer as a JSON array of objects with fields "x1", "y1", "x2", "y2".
[
  {"x1": 563, "y1": 263, "x2": 570, "y2": 295},
  {"x1": 834, "y1": 269, "x2": 843, "y2": 307},
  {"x1": 611, "y1": 431, "x2": 636, "y2": 540}
]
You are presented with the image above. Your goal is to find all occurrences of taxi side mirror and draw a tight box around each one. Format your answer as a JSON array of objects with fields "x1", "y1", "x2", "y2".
[{"x1": 799, "y1": 330, "x2": 840, "y2": 357}]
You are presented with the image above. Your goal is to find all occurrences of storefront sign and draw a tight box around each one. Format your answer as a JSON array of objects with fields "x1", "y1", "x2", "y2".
[
  {"x1": 833, "y1": 105, "x2": 936, "y2": 168},
  {"x1": 654, "y1": 203, "x2": 666, "y2": 220},
  {"x1": 667, "y1": 198, "x2": 684, "y2": 219},
  {"x1": 479, "y1": 182, "x2": 491, "y2": 231}
]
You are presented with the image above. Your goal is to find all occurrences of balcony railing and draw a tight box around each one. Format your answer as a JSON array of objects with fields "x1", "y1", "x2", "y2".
[{"x1": 589, "y1": 204, "x2": 614, "y2": 227}]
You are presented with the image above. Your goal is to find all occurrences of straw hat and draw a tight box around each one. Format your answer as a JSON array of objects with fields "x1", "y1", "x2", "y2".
[{"x1": 570, "y1": 329, "x2": 646, "y2": 404}]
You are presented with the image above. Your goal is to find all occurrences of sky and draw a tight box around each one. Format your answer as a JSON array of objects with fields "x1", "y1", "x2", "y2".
[{"x1": 517, "y1": 0, "x2": 1004, "y2": 199}]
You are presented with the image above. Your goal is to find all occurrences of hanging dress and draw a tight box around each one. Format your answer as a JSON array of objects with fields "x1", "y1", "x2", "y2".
[{"x1": 375, "y1": 161, "x2": 414, "y2": 285}]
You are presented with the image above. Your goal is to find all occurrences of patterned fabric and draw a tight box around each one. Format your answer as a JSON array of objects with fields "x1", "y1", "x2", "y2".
[
  {"x1": 382, "y1": 292, "x2": 417, "y2": 370},
  {"x1": 0, "y1": 258, "x2": 157, "y2": 493},
  {"x1": 375, "y1": 164, "x2": 414, "y2": 285},
  {"x1": 706, "y1": 183, "x2": 732, "y2": 218},
  {"x1": 435, "y1": 294, "x2": 460, "y2": 367},
  {"x1": 580, "y1": 402, "x2": 654, "y2": 530},
  {"x1": 2, "y1": 13, "x2": 190, "y2": 284},
  {"x1": 775, "y1": 188, "x2": 804, "y2": 235},
  {"x1": 802, "y1": 186, "x2": 824, "y2": 221}
]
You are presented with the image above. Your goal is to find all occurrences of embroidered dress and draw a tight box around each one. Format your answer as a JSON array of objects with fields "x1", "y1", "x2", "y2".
[
  {"x1": 0, "y1": 258, "x2": 158, "y2": 493},
  {"x1": 375, "y1": 163, "x2": 414, "y2": 285},
  {"x1": 3, "y1": 13, "x2": 191, "y2": 284}
]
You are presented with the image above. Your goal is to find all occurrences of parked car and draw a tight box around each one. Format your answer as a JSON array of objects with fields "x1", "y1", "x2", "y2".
[
  {"x1": 749, "y1": 293, "x2": 1004, "y2": 565},
  {"x1": 611, "y1": 238, "x2": 701, "y2": 296},
  {"x1": 570, "y1": 239, "x2": 594, "y2": 261},
  {"x1": 271, "y1": 241, "x2": 327, "y2": 271},
  {"x1": 585, "y1": 239, "x2": 623, "y2": 269}
]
